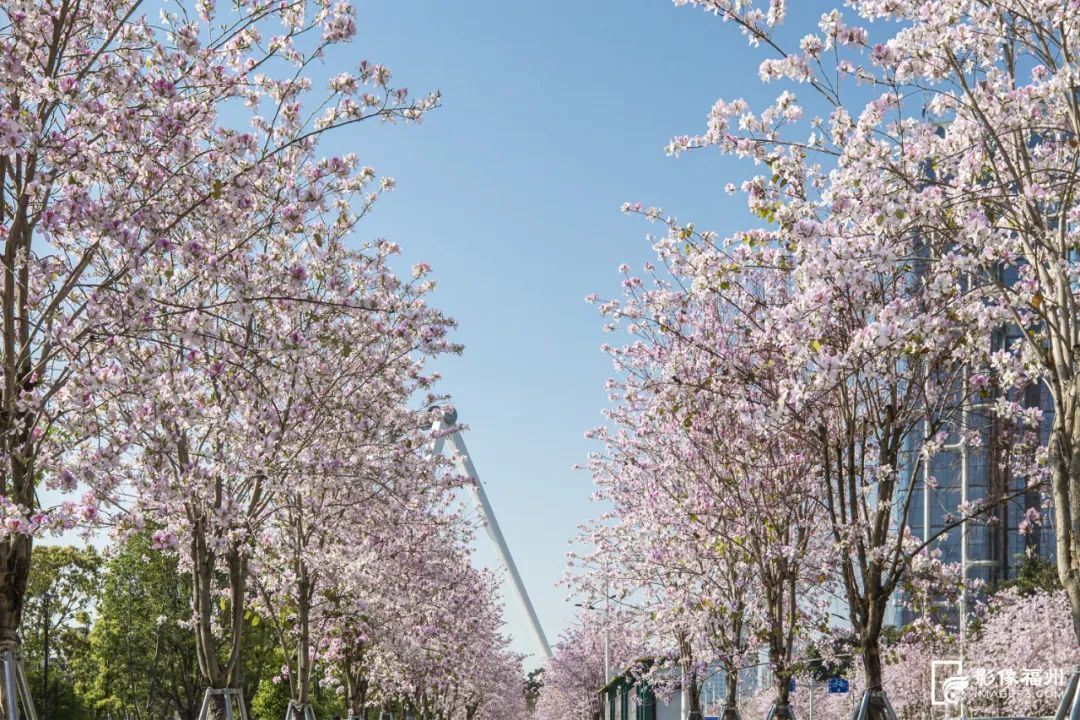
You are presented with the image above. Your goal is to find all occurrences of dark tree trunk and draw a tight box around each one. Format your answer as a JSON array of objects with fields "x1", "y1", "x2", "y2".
[
  {"x1": 677, "y1": 634, "x2": 703, "y2": 720},
  {"x1": 191, "y1": 521, "x2": 247, "y2": 720},
  {"x1": 1049, "y1": 420, "x2": 1080, "y2": 643},
  {"x1": 770, "y1": 675, "x2": 794, "y2": 719},
  {"x1": 0, "y1": 534, "x2": 31, "y2": 652},
  {"x1": 295, "y1": 571, "x2": 311, "y2": 711},
  {"x1": 862, "y1": 641, "x2": 883, "y2": 695},
  {"x1": 850, "y1": 582, "x2": 897, "y2": 720},
  {"x1": 346, "y1": 655, "x2": 369, "y2": 720},
  {"x1": 720, "y1": 669, "x2": 740, "y2": 719}
]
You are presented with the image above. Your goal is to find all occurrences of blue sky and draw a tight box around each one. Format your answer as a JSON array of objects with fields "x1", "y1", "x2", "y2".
[{"x1": 315, "y1": 0, "x2": 832, "y2": 667}]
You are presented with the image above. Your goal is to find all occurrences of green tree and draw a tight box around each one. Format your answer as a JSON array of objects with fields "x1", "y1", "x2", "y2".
[
  {"x1": 247, "y1": 639, "x2": 293, "y2": 720},
  {"x1": 240, "y1": 611, "x2": 286, "y2": 719},
  {"x1": 83, "y1": 532, "x2": 204, "y2": 720},
  {"x1": 999, "y1": 553, "x2": 1062, "y2": 597},
  {"x1": 23, "y1": 544, "x2": 101, "y2": 720},
  {"x1": 248, "y1": 638, "x2": 345, "y2": 720},
  {"x1": 524, "y1": 668, "x2": 544, "y2": 714}
]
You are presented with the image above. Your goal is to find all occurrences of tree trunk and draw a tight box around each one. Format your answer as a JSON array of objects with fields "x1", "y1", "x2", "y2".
[
  {"x1": 0, "y1": 534, "x2": 31, "y2": 652},
  {"x1": 295, "y1": 571, "x2": 311, "y2": 712},
  {"x1": 0, "y1": 437, "x2": 35, "y2": 656},
  {"x1": 771, "y1": 675, "x2": 794, "y2": 719},
  {"x1": 677, "y1": 634, "x2": 703, "y2": 720},
  {"x1": 190, "y1": 517, "x2": 247, "y2": 720},
  {"x1": 765, "y1": 581, "x2": 797, "y2": 720},
  {"x1": 852, "y1": 591, "x2": 897, "y2": 720},
  {"x1": 862, "y1": 639, "x2": 883, "y2": 695},
  {"x1": 690, "y1": 673, "x2": 703, "y2": 720},
  {"x1": 721, "y1": 668, "x2": 740, "y2": 720},
  {"x1": 206, "y1": 694, "x2": 229, "y2": 720},
  {"x1": 1047, "y1": 411, "x2": 1080, "y2": 720},
  {"x1": 0, "y1": 533, "x2": 30, "y2": 720},
  {"x1": 1049, "y1": 417, "x2": 1080, "y2": 643},
  {"x1": 346, "y1": 667, "x2": 368, "y2": 720},
  {"x1": 860, "y1": 617, "x2": 883, "y2": 694},
  {"x1": 856, "y1": 645, "x2": 895, "y2": 720},
  {"x1": 289, "y1": 502, "x2": 314, "y2": 720}
]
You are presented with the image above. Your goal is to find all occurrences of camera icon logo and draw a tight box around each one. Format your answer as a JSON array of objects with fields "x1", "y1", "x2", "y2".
[{"x1": 931, "y1": 659, "x2": 969, "y2": 706}]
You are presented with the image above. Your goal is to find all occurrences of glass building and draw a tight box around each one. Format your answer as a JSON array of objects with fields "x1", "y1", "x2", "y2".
[{"x1": 893, "y1": 325, "x2": 1056, "y2": 627}]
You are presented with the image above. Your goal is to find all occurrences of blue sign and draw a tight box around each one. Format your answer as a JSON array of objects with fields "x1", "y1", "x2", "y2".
[
  {"x1": 828, "y1": 678, "x2": 850, "y2": 694},
  {"x1": 704, "y1": 717, "x2": 720, "y2": 720},
  {"x1": 789, "y1": 678, "x2": 796, "y2": 692}
]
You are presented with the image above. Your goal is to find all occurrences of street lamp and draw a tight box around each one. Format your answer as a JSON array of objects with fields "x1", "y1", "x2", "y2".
[
  {"x1": 573, "y1": 600, "x2": 611, "y2": 684},
  {"x1": 41, "y1": 591, "x2": 52, "y2": 720}
]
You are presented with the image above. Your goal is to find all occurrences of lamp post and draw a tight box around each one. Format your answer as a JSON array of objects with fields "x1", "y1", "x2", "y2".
[
  {"x1": 41, "y1": 591, "x2": 52, "y2": 720},
  {"x1": 573, "y1": 600, "x2": 611, "y2": 683}
]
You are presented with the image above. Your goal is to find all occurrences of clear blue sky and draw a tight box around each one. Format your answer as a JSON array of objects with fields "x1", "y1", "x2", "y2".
[{"x1": 317, "y1": 0, "x2": 832, "y2": 667}]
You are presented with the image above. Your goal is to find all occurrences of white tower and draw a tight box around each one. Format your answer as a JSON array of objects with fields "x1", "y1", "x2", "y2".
[{"x1": 433, "y1": 409, "x2": 553, "y2": 660}]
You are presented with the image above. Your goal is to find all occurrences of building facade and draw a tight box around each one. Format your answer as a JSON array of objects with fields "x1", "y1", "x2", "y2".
[
  {"x1": 599, "y1": 666, "x2": 682, "y2": 720},
  {"x1": 894, "y1": 342, "x2": 1056, "y2": 627}
]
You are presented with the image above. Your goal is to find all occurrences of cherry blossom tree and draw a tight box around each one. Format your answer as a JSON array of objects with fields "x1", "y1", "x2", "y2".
[
  {"x1": 534, "y1": 610, "x2": 638, "y2": 720},
  {"x1": 260, "y1": 456, "x2": 453, "y2": 720},
  {"x1": 582, "y1": 255, "x2": 838, "y2": 718},
  {"x1": 221, "y1": 239, "x2": 458, "y2": 719},
  {"x1": 573, "y1": 280, "x2": 752, "y2": 714},
  {"x1": 963, "y1": 588, "x2": 1079, "y2": 718},
  {"x1": 372, "y1": 551, "x2": 517, "y2": 720},
  {"x1": 576, "y1": 410, "x2": 738, "y2": 718},
  {"x1": 0, "y1": 2, "x2": 449, "y2": 715},
  {"x1": 254, "y1": 396, "x2": 454, "y2": 716},
  {"x1": 793, "y1": 586, "x2": 1079, "y2": 720},
  {"x1": 398, "y1": 564, "x2": 510, "y2": 720},
  {"x1": 659, "y1": 0, "x2": 1080, "y2": 680},
  {"x1": 316, "y1": 501, "x2": 522, "y2": 720},
  {"x1": 80, "y1": 227, "x2": 446, "y2": 718},
  {"x1": 592, "y1": 1, "x2": 1080, "y2": 715},
  {"x1": 0, "y1": 0, "x2": 438, "y2": 666},
  {"x1": 467, "y1": 654, "x2": 529, "y2": 720},
  {"x1": 614, "y1": 189, "x2": 996, "y2": 715}
]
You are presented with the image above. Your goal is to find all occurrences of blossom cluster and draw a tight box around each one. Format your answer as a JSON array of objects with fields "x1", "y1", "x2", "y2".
[
  {"x1": 0, "y1": 1, "x2": 520, "y2": 717},
  {"x1": 561, "y1": 0, "x2": 1080, "y2": 717}
]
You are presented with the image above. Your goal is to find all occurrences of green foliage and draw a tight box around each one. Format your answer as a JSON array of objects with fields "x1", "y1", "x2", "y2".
[
  {"x1": 249, "y1": 660, "x2": 291, "y2": 720},
  {"x1": 524, "y1": 667, "x2": 544, "y2": 712},
  {"x1": 880, "y1": 625, "x2": 905, "y2": 647},
  {"x1": 81, "y1": 533, "x2": 204, "y2": 720},
  {"x1": 16, "y1": 538, "x2": 344, "y2": 720},
  {"x1": 309, "y1": 676, "x2": 347, "y2": 719},
  {"x1": 998, "y1": 553, "x2": 1061, "y2": 597},
  {"x1": 248, "y1": 646, "x2": 346, "y2": 720},
  {"x1": 28, "y1": 669, "x2": 91, "y2": 720},
  {"x1": 23, "y1": 544, "x2": 102, "y2": 719},
  {"x1": 241, "y1": 607, "x2": 286, "y2": 714}
]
